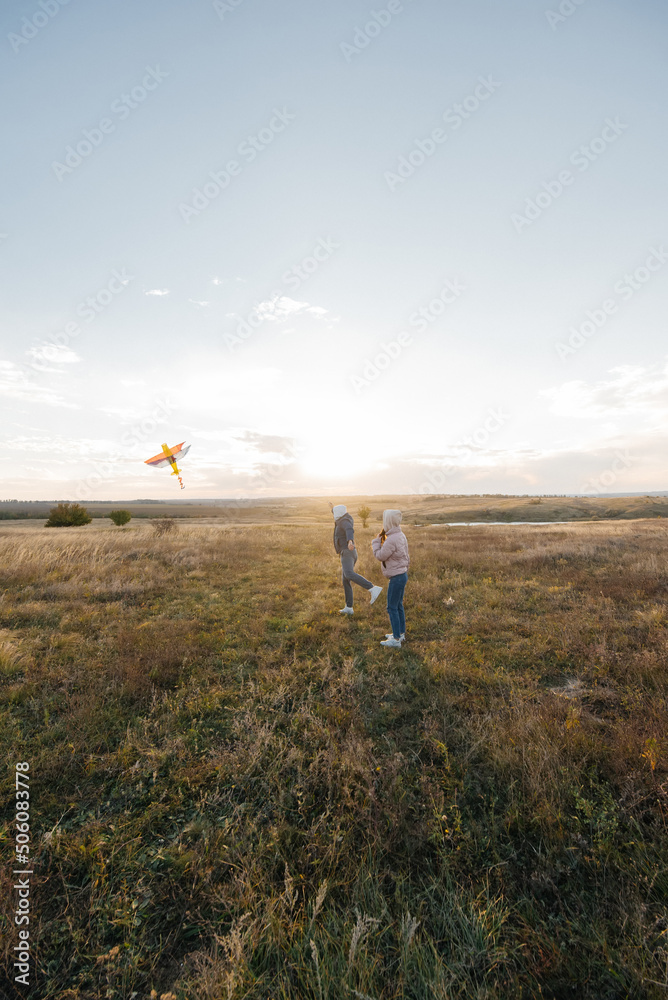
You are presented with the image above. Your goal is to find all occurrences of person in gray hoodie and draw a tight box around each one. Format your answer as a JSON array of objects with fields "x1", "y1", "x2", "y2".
[
  {"x1": 371, "y1": 509, "x2": 410, "y2": 648},
  {"x1": 330, "y1": 503, "x2": 383, "y2": 614}
]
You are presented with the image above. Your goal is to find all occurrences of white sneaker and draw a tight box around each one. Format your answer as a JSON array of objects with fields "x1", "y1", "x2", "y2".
[
  {"x1": 385, "y1": 633, "x2": 405, "y2": 641},
  {"x1": 369, "y1": 585, "x2": 383, "y2": 605},
  {"x1": 339, "y1": 606, "x2": 354, "y2": 615},
  {"x1": 380, "y1": 637, "x2": 402, "y2": 649}
]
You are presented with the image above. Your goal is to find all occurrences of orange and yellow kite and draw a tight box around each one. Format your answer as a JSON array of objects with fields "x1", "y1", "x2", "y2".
[{"x1": 144, "y1": 441, "x2": 190, "y2": 490}]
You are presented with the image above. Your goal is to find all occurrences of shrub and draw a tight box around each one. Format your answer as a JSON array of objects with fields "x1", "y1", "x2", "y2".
[
  {"x1": 45, "y1": 503, "x2": 92, "y2": 527},
  {"x1": 109, "y1": 510, "x2": 132, "y2": 527},
  {"x1": 358, "y1": 505, "x2": 371, "y2": 528},
  {"x1": 151, "y1": 517, "x2": 177, "y2": 537}
]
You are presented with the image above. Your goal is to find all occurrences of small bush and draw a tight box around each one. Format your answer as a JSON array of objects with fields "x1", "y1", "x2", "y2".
[
  {"x1": 109, "y1": 510, "x2": 132, "y2": 527},
  {"x1": 151, "y1": 517, "x2": 177, "y2": 537},
  {"x1": 45, "y1": 503, "x2": 92, "y2": 527},
  {"x1": 358, "y1": 505, "x2": 371, "y2": 528}
]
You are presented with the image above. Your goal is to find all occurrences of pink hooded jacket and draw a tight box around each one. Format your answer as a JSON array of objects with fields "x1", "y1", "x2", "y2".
[{"x1": 371, "y1": 510, "x2": 410, "y2": 578}]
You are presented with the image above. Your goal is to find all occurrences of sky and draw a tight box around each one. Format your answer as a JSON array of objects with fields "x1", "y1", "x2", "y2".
[{"x1": 1, "y1": 0, "x2": 667, "y2": 500}]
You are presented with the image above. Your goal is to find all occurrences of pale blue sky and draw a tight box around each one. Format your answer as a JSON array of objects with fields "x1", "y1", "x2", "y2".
[{"x1": 1, "y1": 0, "x2": 667, "y2": 499}]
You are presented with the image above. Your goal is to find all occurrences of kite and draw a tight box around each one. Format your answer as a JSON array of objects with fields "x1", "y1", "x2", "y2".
[{"x1": 144, "y1": 441, "x2": 190, "y2": 490}]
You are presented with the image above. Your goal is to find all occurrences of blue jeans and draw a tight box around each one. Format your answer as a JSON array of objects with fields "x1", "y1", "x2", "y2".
[
  {"x1": 387, "y1": 572, "x2": 407, "y2": 639},
  {"x1": 340, "y1": 549, "x2": 374, "y2": 607}
]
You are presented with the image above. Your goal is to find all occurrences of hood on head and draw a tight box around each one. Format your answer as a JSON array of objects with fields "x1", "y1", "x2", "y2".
[
  {"x1": 382, "y1": 509, "x2": 402, "y2": 532},
  {"x1": 332, "y1": 504, "x2": 347, "y2": 520}
]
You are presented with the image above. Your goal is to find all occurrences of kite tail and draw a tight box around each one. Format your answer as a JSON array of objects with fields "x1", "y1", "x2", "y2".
[{"x1": 178, "y1": 476, "x2": 185, "y2": 490}]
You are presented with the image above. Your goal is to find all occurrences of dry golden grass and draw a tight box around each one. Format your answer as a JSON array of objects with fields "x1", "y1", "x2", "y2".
[{"x1": 0, "y1": 518, "x2": 667, "y2": 999}]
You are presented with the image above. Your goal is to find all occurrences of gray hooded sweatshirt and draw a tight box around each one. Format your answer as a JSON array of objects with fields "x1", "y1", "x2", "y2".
[{"x1": 333, "y1": 512, "x2": 355, "y2": 554}]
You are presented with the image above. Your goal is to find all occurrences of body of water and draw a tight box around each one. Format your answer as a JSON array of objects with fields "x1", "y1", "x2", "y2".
[{"x1": 424, "y1": 521, "x2": 577, "y2": 527}]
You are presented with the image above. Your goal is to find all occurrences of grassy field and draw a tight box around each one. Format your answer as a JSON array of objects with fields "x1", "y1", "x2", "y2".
[{"x1": 0, "y1": 518, "x2": 667, "y2": 999}]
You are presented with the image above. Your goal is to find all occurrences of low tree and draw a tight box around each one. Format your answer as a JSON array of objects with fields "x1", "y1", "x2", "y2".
[
  {"x1": 109, "y1": 510, "x2": 132, "y2": 527},
  {"x1": 45, "y1": 503, "x2": 92, "y2": 527},
  {"x1": 358, "y1": 505, "x2": 371, "y2": 528}
]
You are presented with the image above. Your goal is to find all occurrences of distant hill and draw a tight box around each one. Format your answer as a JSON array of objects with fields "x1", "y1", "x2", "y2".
[{"x1": 2, "y1": 494, "x2": 668, "y2": 525}]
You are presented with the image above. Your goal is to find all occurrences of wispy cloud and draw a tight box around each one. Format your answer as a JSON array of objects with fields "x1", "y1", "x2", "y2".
[
  {"x1": 212, "y1": 275, "x2": 247, "y2": 286},
  {"x1": 96, "y1": 404, "x2": 150, "y2": 422},
  {"x1": 144, "y1": 288, "x2": 170, "y2": 296},
  {"x1": 0, "y1": 434, "x2": 110, "y2": 457},
  {"x1": 254, "y1": 295, "x2": 331, "y2": 322},
  {"x1": 543, "y1": 363, "x2": 668, "y2": 420},
  {"x1": 27, "y1": 344, "x2": 80, "y2": 367},
  {"x1": 235, "y1": 430, "x2": 297, "y2": 456},
  {"x1": 0, "y1": 362, "x2": 77, "y2": 407},
  {"x1": 188, "y1": 298, "x2": 210, "y2": 308}
]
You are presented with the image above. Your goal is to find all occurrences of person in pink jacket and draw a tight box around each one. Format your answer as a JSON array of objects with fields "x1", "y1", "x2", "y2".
[{"x1": 371, "y1": 509, "x2": 410, "y2": 648}]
